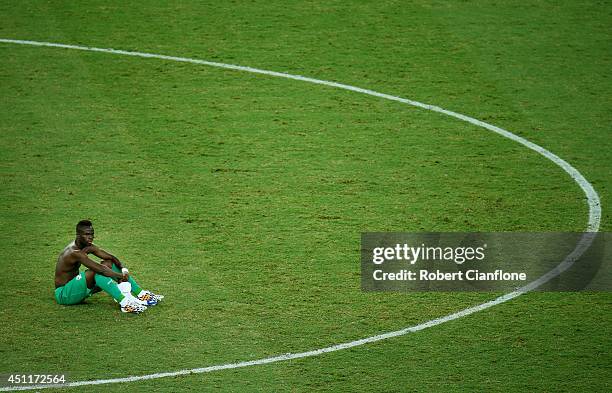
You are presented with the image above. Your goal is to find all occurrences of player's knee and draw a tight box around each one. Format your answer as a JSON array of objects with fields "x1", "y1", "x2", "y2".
[{"x1": 85, "y1": 270, "x2": 97, "y2": 289}]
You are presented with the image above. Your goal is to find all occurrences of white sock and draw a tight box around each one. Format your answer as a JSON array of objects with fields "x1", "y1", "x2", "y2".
[
  {"x1": 118, "y1": 282, "x2": 132, "y2": 296},
  {"x1": 119, "y1": 296, "x2": 133, "y2": 307}
]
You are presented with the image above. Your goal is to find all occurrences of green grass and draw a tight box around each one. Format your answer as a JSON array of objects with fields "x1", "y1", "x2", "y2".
[{"x1": 0, "y1": 1, "x2": 610, "y2": 392}]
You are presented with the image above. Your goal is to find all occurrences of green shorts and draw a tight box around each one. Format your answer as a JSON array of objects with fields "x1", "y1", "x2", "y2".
[{"x1": 55, "y1": 272, "x2": 93, "y2": 305}]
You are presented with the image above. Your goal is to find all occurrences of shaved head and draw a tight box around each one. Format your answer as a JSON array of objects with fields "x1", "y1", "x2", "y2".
[{"x1": 76, "y1": 219, "x2": 93, "y2": 234}]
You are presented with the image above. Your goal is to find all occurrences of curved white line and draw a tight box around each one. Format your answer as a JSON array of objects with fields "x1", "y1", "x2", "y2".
[{"x1": 0, "y1": 38, "x2": 601, "y2": 391}]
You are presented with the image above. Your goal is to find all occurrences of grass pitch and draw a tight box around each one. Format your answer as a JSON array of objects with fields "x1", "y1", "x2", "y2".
[{"x1": 0, "y1": 1, "x2": 610, "y2": 392}]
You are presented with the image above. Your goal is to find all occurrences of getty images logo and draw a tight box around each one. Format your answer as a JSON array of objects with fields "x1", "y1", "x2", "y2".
[{"x1": 371, "y1": 243, "x2": 487, "y2": 265}]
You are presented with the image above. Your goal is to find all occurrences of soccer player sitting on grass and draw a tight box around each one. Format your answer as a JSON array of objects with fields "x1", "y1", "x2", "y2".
[{"x1": 54, "y1": 220, "x2": 163, "y2": 314}]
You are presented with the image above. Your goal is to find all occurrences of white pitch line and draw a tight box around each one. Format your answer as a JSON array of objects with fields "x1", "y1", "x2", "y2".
[{"x1": 0, "y1": 38, "x2": 602, "y2": 391}]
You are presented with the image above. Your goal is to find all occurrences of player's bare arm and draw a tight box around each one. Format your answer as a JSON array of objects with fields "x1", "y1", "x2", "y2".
[
  {"x1": 74, "y1": 251, "x2": 124, "y2": 280},
  {"x1": 55, "y1": 246, "x2": 124, "y2": 288},
  {"x1": 82, "y1": 244, "x2": 124, "y2": 270}
]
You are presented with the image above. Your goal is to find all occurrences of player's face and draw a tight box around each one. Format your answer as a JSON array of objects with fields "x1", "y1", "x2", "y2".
[{"x1": 77, "y1": 227, "x2": 95, "y2": 247}]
